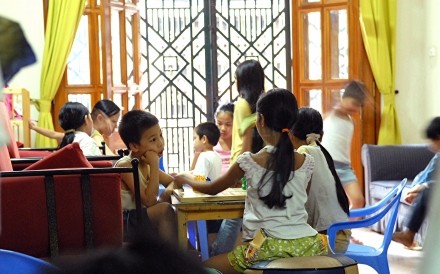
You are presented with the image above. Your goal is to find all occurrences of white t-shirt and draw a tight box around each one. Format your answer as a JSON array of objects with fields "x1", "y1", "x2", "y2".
[
  {"x1": 192, "y1": 150, "x2": 222, "y2": 181},
  {"x1": 237, "y1": 148, "x2": 317, "y2": 241},
  {"x1": 297, "y1": 144, "x2": 348, "y2": 232},
  {"x1": 73, "y1": 131, "x2": 102, "y2": 156},
  {"x1": 322, "y1": 111, "x2": 354, "y2": 164}
]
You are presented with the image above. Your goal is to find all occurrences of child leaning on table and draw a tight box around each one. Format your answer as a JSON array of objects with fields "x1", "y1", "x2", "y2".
[
  {"x1": 174, "y1": 89, "x2": 327, "y2": 274},
  {"x1": 115, "y1": 110, "x2": 177, "y2": 246},
  {"x1": 188, "y1": 122, "x2": 223, "y2": 182}
]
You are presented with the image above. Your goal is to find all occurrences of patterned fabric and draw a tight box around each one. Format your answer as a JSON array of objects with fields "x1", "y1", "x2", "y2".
[{"x1": 228, "y1": 232, "x2": 328, "y2": 272}]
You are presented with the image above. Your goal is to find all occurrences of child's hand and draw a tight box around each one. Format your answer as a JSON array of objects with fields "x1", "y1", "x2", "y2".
[
  {"x1": 173, "y1": 173, "x2": 193, "y2": 188},
  {"x1": 142, "y1": 150, "x2": 160, "y2": 167},
  {"x1": 28, "y1": 119, "x2": 37, "y2": 130},
  {"x1": 404, "y1": 184, "x2": 427, "y2": 204}
]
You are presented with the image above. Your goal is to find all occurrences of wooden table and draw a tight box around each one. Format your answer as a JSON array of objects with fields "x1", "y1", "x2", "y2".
[{"x1": 171, "y1": 190, "x2": 245, "y2": 250}]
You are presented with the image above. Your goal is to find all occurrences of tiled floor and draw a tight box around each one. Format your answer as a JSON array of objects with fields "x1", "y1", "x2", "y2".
[{"x1": 351, "y1": 228, "x2": 423, "y2": 274}]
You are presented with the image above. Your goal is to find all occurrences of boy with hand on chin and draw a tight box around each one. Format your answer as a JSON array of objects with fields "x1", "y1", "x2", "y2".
[{"x1": 115, "y1": 110, "x2": 177, "y2": 245}]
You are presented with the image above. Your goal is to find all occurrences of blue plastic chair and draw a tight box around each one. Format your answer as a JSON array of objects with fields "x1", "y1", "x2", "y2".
[
  {"x1": 0, "y1": 249, "x2": 57, "y2": 274},
  {"x1": 327, "y1": 178, "x2": 407, "y2": 274},
  {"x1": 187, "y1": 220, "x2": 210, "y2": 260}
]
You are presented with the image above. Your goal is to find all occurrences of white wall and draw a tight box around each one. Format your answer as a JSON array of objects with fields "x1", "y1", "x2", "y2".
[
  {"x1": 0, "y1": 0, "x2": 44, "y2": 100},
  {"x1": 395, "y1": 0, "x2": 440, "y2": 144}
]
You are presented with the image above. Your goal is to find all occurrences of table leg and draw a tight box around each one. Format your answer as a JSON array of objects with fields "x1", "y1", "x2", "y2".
[{"x1": 176, "y1": 210, "x2": 188, "y2": 250}]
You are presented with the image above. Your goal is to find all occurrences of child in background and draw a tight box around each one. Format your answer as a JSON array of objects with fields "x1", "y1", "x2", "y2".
[
  {"x1": 392, "y1": 117, "x2": 440, "y2": 249},
  {"x1": 29, "y1": 99, "x2": 121, "y2": 155},
  {"x1": 115, "y1": 110, "x2": 177, "y2": 246},
  {"x1": 191, "y1": 122, "x2": 222, "y2": 182},
  {"x1": 290, "y1": 107, "x2": 351, "y2": 253},
  {"x1": 321, "y1": 80, "x2": 367, "y2": 211},
  {"x1": 219, "y1": 60, "x2": 265, "y2": 257},
  {"x1": 189, "y1": 103, "x2": 236, "y2": 256},
  {"x1": 191, "y1": 103, "x2": 234, "y2": 175},
  {"x1": 58, "y1": 102, "x2": 102, "y2": 156},
  {"x1": 174, "y1": 89, "x2": 327, "y2": 274},
  {"x1": 230, "y1": 59, "x2": 265, "y2": 163}
]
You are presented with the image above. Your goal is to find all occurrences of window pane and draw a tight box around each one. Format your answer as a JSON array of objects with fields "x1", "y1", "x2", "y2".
[
  {"x1": 303, "y1": 11, "x2": 321, "y2": 80},
  {"x1": 301, "y1": 0, "x2": 321, "y2": 3},
  {"x1": 67, "y1": 94, "x2": 92, "y2": 110},
  {"x1": 67, "y1": 16, "x2": 91, "y2": 85},
  {"x1": 303, "y1": 89, "x2": 322, "y2": 113},
  {"x1": 111, "y1": 9, "x2": 122, "y2": 85},
  {"x1": 329, "y1": 9, "x2": 348, "y2": 79},
  {"x1": 126, "y1": 15, "x2": 134, "y2": 85},
  {"x1": 329, "y1": 87, "x2": 344, "y2": 110}
]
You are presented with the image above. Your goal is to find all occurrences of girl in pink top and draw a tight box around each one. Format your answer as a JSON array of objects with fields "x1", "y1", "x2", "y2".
[{"x1": 214, "y1": 102, "x2": 234, "y2": 174}]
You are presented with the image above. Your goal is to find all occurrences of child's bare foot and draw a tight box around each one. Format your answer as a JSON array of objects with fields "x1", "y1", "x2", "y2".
[
  {"x1": 350, "y1": 236, "x2": 363, "y2": 245},
  {"x1": 392, "y1": 231, "x2": 415, "y2": 248}
]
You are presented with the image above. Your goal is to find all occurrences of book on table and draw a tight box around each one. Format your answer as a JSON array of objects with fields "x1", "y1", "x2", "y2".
[{"x1": 173, "y1": 187, "x2": 246, "y2": 203}]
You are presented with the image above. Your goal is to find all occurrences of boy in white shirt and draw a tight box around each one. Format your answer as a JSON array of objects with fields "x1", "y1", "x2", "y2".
[{"x1": 191, "y1": 122, "x2": 222, "y2": 182}]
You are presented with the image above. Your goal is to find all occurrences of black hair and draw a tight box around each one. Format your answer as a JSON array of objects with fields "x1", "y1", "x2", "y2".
[
  {"x1": 91, "y1": 99, "x2": 121, "y2": 119},
  {"x1": 426, "y1": 117, "x2": 440, "y2": 141},
  {"x1": 58, "y1": 102, "x2": 90, "y2": 149},
  {"x1": 215, "y1": 102, "x2": 234, "y2": 117},
  {"x1": 342, "y1": 80, "x2": 367, "y2": 105},
  {"x1": 118, "y1": 110, "x2": 159, "y2": 149},
  {"x1": 195, "y1": 122, "x2": 220, "y2": 146},
  {"x1": 43, "y1": 233, "x2": 207, "y2": 274},
  {"x1": 235, "y1": 60, "x2": 265, "y2": 153},
  {"x1": 256, "y1": 88, "x2": 298, "y2": 209},
  {"x1": 235, "y1": 59, "x2": 265, "y2": 113},
  {"x1": 291, "y1": 107, "x2": 350, "y2": 214}
]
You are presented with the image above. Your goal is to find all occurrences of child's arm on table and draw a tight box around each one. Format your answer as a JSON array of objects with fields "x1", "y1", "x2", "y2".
[
  {"x1": 174, "y1": 162, "x2": 244, "y2": 195},
  {"x1": 158, "y1": 170, "x2": 177, "y2": 203}
]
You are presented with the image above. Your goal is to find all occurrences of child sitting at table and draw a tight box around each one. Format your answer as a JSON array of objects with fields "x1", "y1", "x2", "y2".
[
  {"x1": 174, "y1": 89, "x2": 327, "y2": 274},
  {"x1": 187, "y1": 122, "x2": 222, "y2": 183},
  {"x1": 115, "y1": 109, "x2": 177, "y2": 245}
]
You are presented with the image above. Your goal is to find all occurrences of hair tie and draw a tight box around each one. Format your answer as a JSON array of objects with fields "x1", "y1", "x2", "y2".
[
  {"x1": 65, "y1": 129, "x2": 75, "y2": 134},
  {"x1": 281, "y1": 128, "x2": 290, "y2": 133},
  {"x1": 306, "y1": 133, "x2": 321, "y2": 144}
]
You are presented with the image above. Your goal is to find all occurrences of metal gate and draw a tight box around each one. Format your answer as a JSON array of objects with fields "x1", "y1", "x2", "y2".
[{"x1": 140, "y1": 0, "x2": 291, "y2": 172}]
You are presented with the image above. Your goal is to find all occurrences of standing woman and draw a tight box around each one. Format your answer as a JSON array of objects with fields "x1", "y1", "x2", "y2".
[
  {"x1": 230, "y1": 59, "x2": 265, "y2": 163},
  {"x1": 214, "y1": 59, "x2": 265, "y2": 256}
]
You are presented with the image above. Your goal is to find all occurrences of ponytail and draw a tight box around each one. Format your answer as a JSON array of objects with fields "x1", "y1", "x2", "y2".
[
  {"x1": 316, "y1": 140, "x2": 350, "y2": 214},
  {"x1": 259, "y1": 131, "x2": 294, "y2": 209},
  {"x1": 59, "y1": 131, "x2": 76, "y2": 149}
]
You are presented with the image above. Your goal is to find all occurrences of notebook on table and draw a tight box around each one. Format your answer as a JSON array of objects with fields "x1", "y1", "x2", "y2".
[{"x1": 173, "y1": 187, "x2": 246, "y2": 203}]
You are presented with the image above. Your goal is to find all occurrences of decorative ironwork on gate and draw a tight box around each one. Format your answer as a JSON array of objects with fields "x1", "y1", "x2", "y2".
[{"x1": 140, "y1": 0, "x2": 291, "y2": 172}]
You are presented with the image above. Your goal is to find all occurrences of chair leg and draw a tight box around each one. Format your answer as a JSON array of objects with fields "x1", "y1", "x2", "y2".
[
  {"x1": 376, "y1": 256, "x2": 390, "y2": 274},
  {"x1": 187, "y1": 221, "x2": 198, "y2": 250},
  {"x1": 197, "y1": 220, "x2": 209, "y2": 260}
]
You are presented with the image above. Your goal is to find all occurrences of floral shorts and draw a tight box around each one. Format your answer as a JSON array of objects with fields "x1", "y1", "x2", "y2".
[{"x1": 227, "y1": 231, "x2": 328, "y2": 273}]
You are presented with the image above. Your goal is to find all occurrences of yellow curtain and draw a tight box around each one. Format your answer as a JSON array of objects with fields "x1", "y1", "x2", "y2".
[
  {"x1": 359, "y1": 0, "x2": 401, "y2": 144},
  {"x1": 36, "y1": 0, "x2": 86, "y2": 147}
]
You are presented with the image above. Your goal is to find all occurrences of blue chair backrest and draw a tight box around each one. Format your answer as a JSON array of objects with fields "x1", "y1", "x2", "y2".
[{"x1": 351, "y1": 178, "x2": 407, "y2": 251}]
